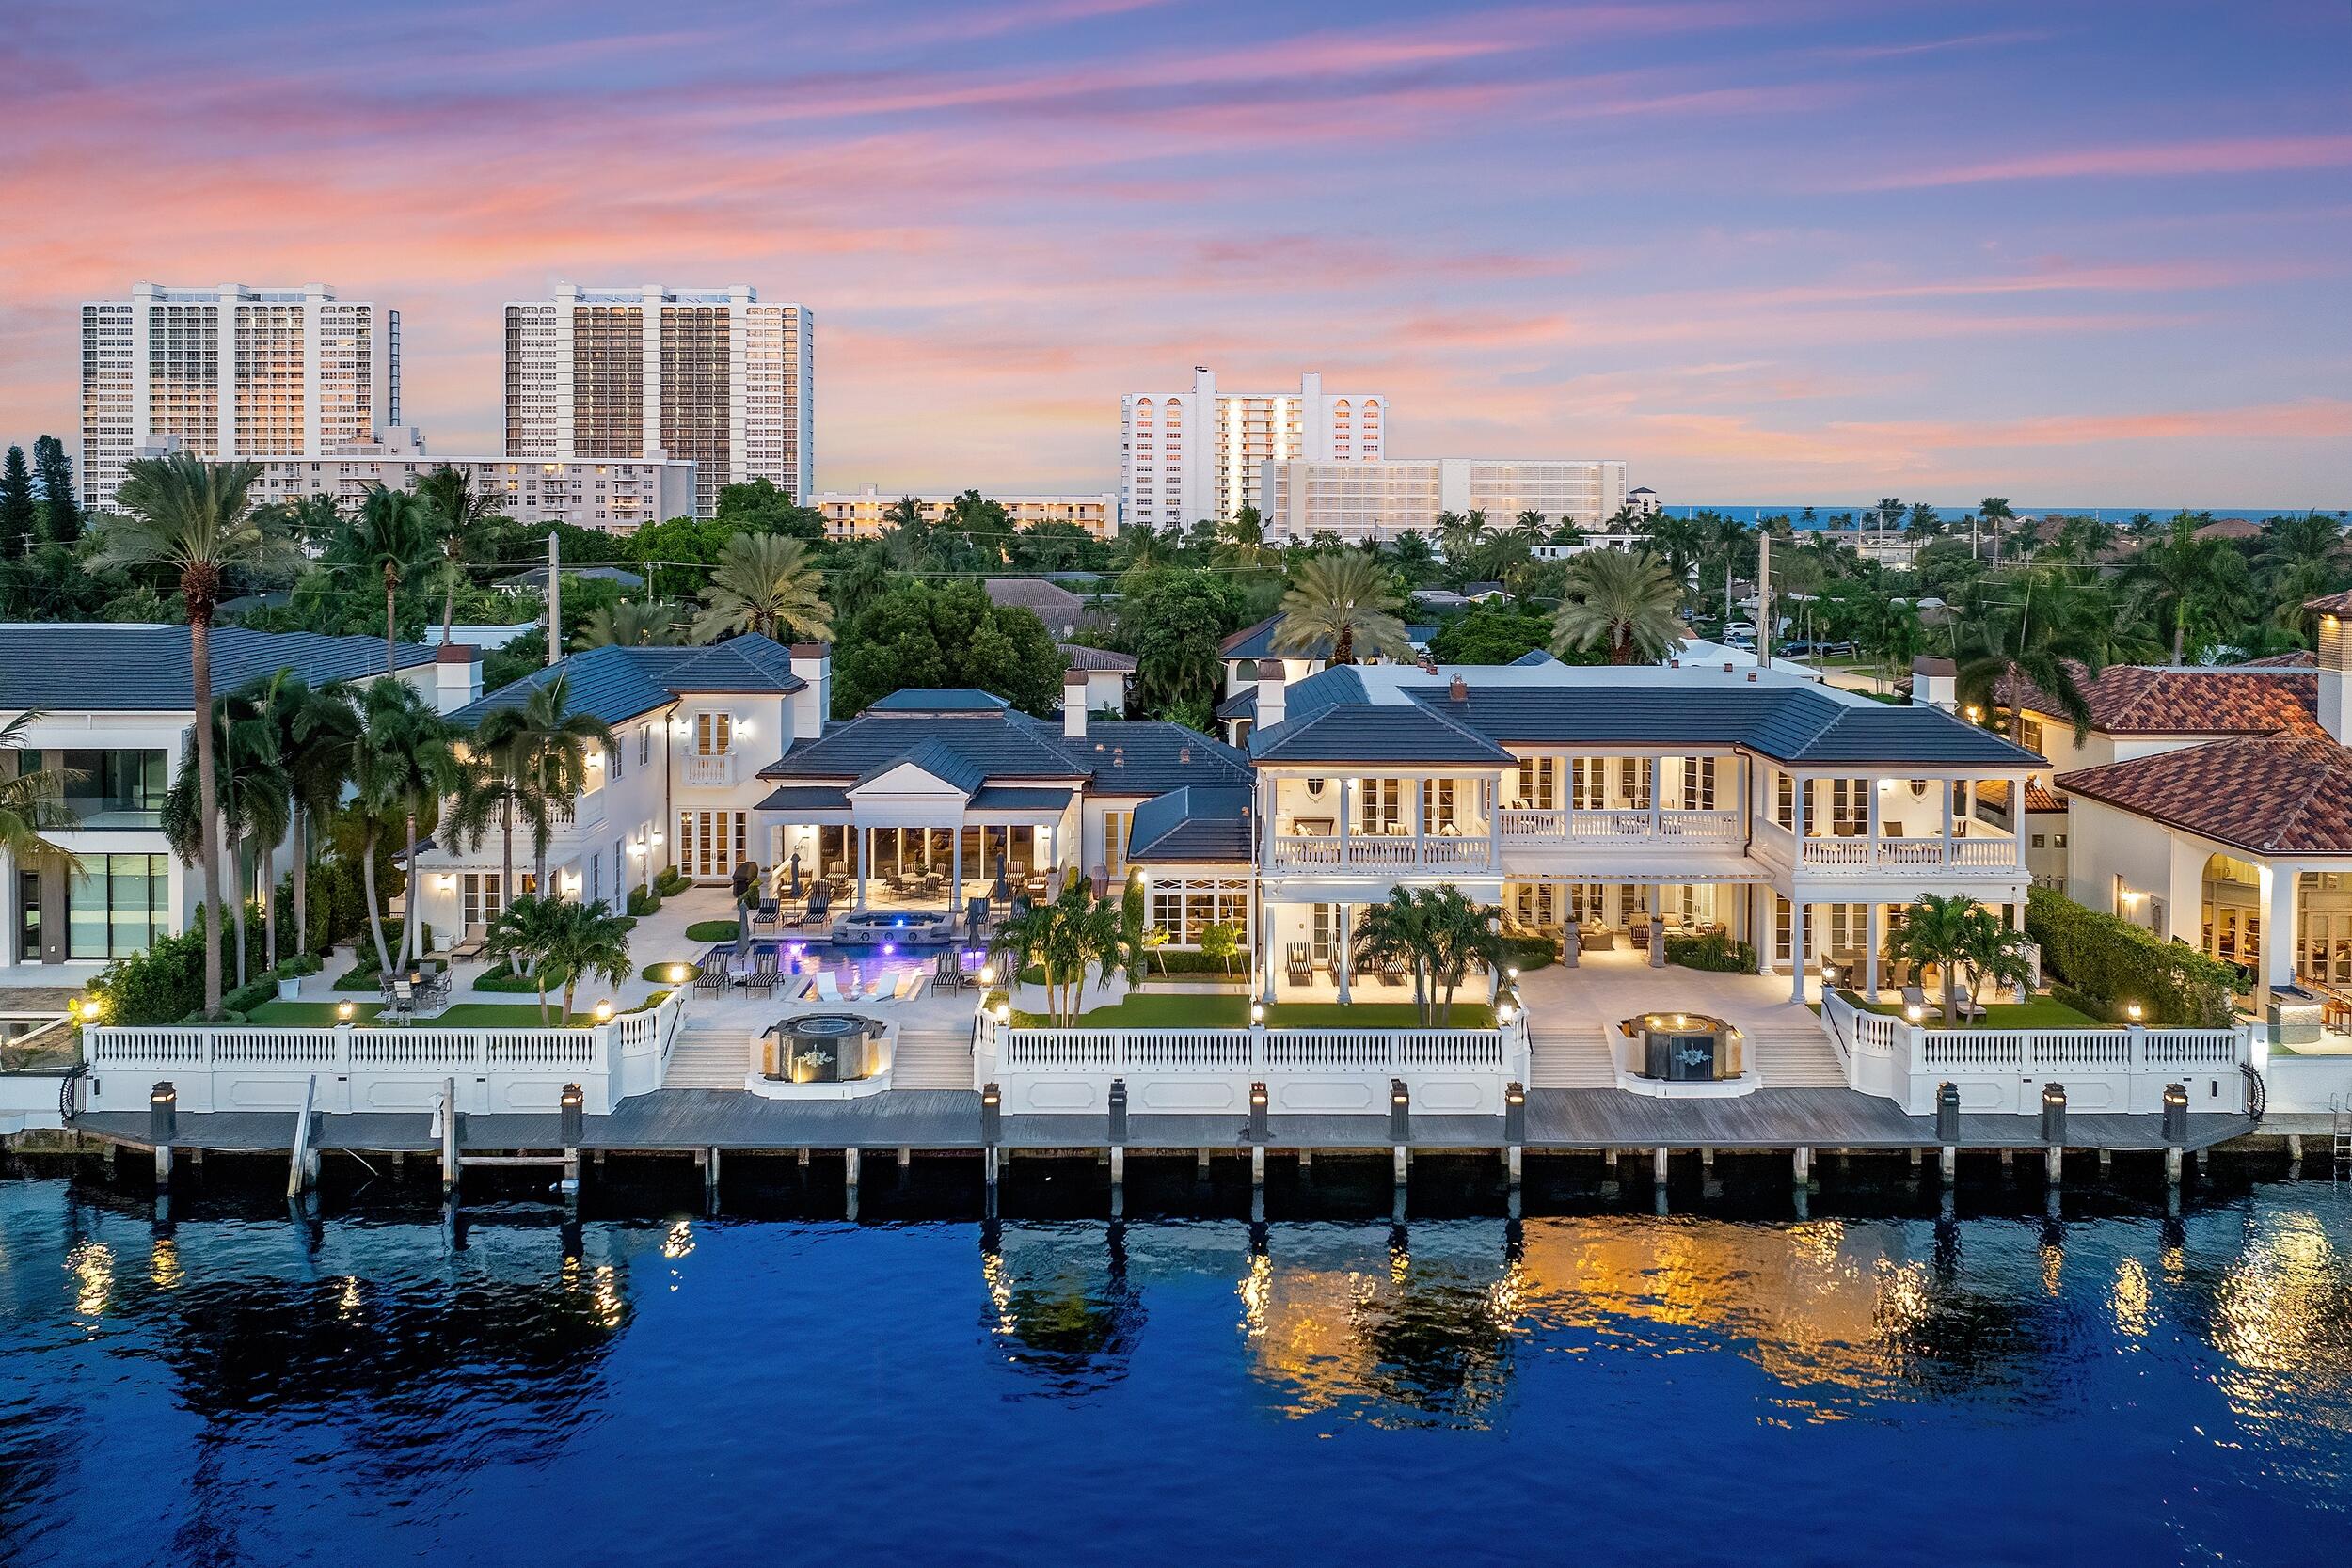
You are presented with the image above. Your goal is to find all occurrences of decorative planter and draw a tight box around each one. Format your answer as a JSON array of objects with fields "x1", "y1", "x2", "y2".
[{"x1": 278, "y1": 976, "x2": 303, "y2": 1001}]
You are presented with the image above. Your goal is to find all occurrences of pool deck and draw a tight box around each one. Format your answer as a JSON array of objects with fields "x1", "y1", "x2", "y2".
[{"x1": 67, "y1": 1086, "x2": 2255, "y2": 1158}]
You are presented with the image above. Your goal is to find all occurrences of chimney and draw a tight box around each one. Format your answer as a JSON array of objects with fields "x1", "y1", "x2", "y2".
[
  {"x1": 1911, "y1": 656, "x2": 1958, "y2": 713},
  {"x1": 1448, "y1": 675, "x2": 1468, "y2": 703},
  {"x1": 2318, "y1": 607, "x2": 2352, "y2": 743},
  {"x1": 431, "y1": 643, "x2": 482, "y2": 714},
  {"x1": 787, "y1": 642, "x2": 832, "y2": 739},
  {"x1": 1063, "y1": 668, "x2": 1089, "y2": 738},
  {"x1": 1255, "y1": 657, "x2": 1287, "y2": 729}
]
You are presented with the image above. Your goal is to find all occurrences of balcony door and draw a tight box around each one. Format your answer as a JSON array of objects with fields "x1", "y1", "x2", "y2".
[{"x1": 695, "y1": 713, "x2": 733, "y2": 756}]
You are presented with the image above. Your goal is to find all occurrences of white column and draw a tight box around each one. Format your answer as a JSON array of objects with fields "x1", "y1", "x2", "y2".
[
  {"x1": 1261, "y1": 897, "x2": 1279, "y2": 1005},
  {"x1": 1413, "y1": 778, "x2": 1426, "y2": 863},
  {"x1": 855, "y1": 827, "x2": 868, "y2": 909},
  {"x1": 1486, "y1": 777, "x2": 1502, "y2": 867},
  {"x1": 1941, "y1": 776, "x2": 1954, "y2": 861},
  {"x1": 1788, "y1": 897, "x2": 1808, "y2": 1003},
  {"x1": 950, "y1": 826, "x2": 962, "y2": 920},
  {"x1": 1865, "y1": 902, "x2": 1882, "y2": 997},
  {"x1": 2263, "y1": 862, "x2": 2298, "y2": 998},
  {"x1": 1338, "y1": 777, "x2": 1351, "y2": 866},
  {"x1": 1866, "y1": 774, "x2": 1882, "y2": 863},
  {"x1": 1647, "y1": 758, "x2": 1662, "y2": 836},
  {"x1": 2013, "y1": 772, "x2": 2030, "y2": 863},
  {"x1": 1789, "y1": 770, "x2": 1807, "y2": 865},
  {"x1": 1336, "y1": 904, "x2": 1351, "y2": 1003}
]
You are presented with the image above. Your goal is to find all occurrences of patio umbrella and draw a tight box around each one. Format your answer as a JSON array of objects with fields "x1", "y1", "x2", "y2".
[
  {"x1": 786, "y1": 853, "x2": 803, "y2": 903},
  {"x1": 992, "y1": 850, "x2": 1009, "y2": 904}
]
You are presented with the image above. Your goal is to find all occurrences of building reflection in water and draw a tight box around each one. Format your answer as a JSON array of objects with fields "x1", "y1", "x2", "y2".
[{"x1": 978, "y1": 1220, "x2": 1148, "y2": 1398}]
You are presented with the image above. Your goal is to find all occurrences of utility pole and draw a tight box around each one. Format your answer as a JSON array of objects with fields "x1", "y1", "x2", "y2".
[
  {"x1": 1757, "y1": 531, "x2": 1772, "y2": 670},
  {"x1": 546, "y1": 529, "x2": 560, "y2": 667}
]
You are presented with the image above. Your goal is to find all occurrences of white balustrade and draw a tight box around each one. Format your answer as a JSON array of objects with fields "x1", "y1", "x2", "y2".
[
  {"x1": 1268, "y1": 834, "x2": 1494, "y2": 873},
  {"x1": 1796, "y1": 834, "x2": 2023, "y2": 872},
  {"x1": 682, "y1": 753, "x2": 739, "y2": 787}
]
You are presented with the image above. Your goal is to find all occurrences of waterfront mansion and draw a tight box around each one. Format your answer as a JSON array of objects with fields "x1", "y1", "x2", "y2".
[{"x1": 409, "y1": 642, "x2": 2042, "y2": 1002}]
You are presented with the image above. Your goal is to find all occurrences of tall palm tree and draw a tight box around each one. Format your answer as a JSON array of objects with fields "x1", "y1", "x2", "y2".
[
  {"x1": 1885, "y1": 895, "x2": 2033, "y2": 1025},
  {"x1": 1550, "y1": 548, "x2": 1685, "y2": 665},
  {"x1": 93, "y1": 453, "x2": 296, "y2": 1016},
  {"x1": 691, "y1": 532, "x2": 833, "y2": 644},
  {"x1": 1511, "y1": 509, "x2": 1548, "y2": 541},
  {"x1": 414, "y1": 466, "x2": 500, "y2": 645},
  {"x1": 2260, "y1": 512, "x2": 2346, "y2": 639},
  {"x1": 345, "y1": 484, "x2": 437, "y2": 674},
  {"x1": 572, "y1": 599, "x2": 681, "y2": 649},
  {"x1": 488, "y1": 673, "x2": 614, "y2": 895},
  {"x1": 1352, "y1": 887, "x2": 1434, "y2": 1022},
  {"x1": 350, "y1": 680, "x2": 457, "y2": 973},
  {"x1": 276, "y1": 679, "x2": 361, "y2": 958},
  {"x1": 484, "y1": 894, "x2": 573, "y2": 1025},
  {"x1": 1272, "y1": 552, "x2": 1411, "y2": 665},
  {"x1": 2122, "y1": 515, "x2": 2254, "y2": 663},
  {"x1": 1951, "y1": 570, "x2": 2106, "y2": 741},
  {"x1": 1978, "y1": 496, "x2": 2015, "y2": 563},
  {"x1": 987, "y1": 880, "x2": 1122, "y2": 1025},
  {"x1": 161, "y1": 690, "x2": 287, "y2": 988},
  {"x1": 256, "y1": 492, "x2": 344, "y2": 556},
  {"x1": 1421, "y1": 885, "x2": 1504, "y2": 1025},
  {"x1": 0, "y1": 714, "x2": 77, "y2": 881}
]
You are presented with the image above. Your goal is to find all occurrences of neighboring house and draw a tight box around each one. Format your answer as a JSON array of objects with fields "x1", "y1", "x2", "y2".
[
  {"x1": 1628, "y1": 486, "x2": 1660, "y2": 517},
  {"x1": 752, "y1": 687, "x2": 1253, "y2": 942},
  {"x1": 0, "y1": 626, "x2": 472, "y2": 977},
  {"x1": 1057, "y1": 644, "x2": 1136, "y2": 717},
  {"x1": 980, "y1": 578, "x2": 1106, "y2": 640},
  {"x1": 1213, "y1": 616, "x2": 1435, "y2": 746},
  {"x1": 1200, "y1": 657, "x2": 2038, "y2": 1003},
  {"x1": 1970, "y1": 606, "x2": 2352, "y2": 1008},
  {"x1": 411, "y1": 640, "x2": 828, "y2": 940}
]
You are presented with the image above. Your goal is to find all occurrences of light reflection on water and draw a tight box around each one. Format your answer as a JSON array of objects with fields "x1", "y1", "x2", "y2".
[{"x1": 0, "y1": 1173, "x2": 2346, "y2": 1566}]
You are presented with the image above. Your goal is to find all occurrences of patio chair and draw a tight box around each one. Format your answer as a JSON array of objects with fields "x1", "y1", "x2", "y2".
[
  {"x1": 860, "y1": 974, "x2": 890, "y2": 1002},
  {"x1": 1900, "y1": 981, "x2": 1930, "y2": 1014},
  {"x1": 1378, "y1": 954, "x2": 1406, "y2": 987},
  {"x1": 813, "y1": 971, "x2": 846, "y2": 1004},
  {"x1": 933, "y1": 950, "x2": 966, "y2": 993},
  {"x1": 892, "y1": 970, "x2": 920, "y2": 1001},
  {"x1": 694, "y1": 960, "x2": 725, "y2": 998},
  {"x1": 803, "y1": 882, "x2": 834, "y2": 927},
  {"x1": 390, "y1": 978, "x2": 417, "y2": 1022},
  {"x1": 1286, "y1": 943, "x2": 1312, "y2": 987},
  {"x1": 905, "y1": 972, "x2": 931, "y2": 1003},
  {"x1": 448, "y1": 924, "x2": 488, "y2": 962}
]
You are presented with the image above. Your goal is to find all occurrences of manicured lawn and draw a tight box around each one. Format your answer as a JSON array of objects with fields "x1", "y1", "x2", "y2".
[
  {"x1": 1010, "y1": 994, "x2": 1495, "y2": 1029},
  {"x1": 1841, "y1": 990, "x2": 2100, "y2": 1029}
]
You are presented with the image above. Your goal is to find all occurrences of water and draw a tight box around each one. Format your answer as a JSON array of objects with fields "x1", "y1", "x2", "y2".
[{"x1": 2, "y1": 1160, "x2": 2346, "y2": 1566}]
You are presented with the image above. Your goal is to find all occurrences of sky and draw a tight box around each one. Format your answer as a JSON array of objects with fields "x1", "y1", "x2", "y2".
[{"x1": 2, "y1": 0, "x2": 2347, "y2": 509}]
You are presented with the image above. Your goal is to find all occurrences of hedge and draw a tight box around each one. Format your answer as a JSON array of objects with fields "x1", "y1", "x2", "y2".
[
  {"x1": 627, "y1": 885, "x2": 662, "y2": 918},
  {"x1": 1665, "y1": 932, "x2": 1756, "y2": 974},
  {"x1": 654, "y1": 866, "x2": 690, "y2": 897},
  {"x1": 475, "y1": 960, "x2": 572, "y2": 994},
  {"x1": 1500, "y1": 933, "x2": 1558, "y2": 972},
  {"x1": 2025, "y1": 885, "x2": 2235, "y2": 1027},
  {"x1": 685, "y1": 919, "x2": 741, "y2": 942}
]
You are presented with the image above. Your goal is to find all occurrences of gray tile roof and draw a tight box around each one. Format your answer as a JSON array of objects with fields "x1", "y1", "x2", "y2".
[
  {"x1": 756, "y1": 784, "x2": 852, "y2": 813},
  {"x1": 969, "y1": 785, "x2": 1076, "y2": 811},
  {"x1": 0, "y1": 625, "x2": 437, "y2": 711},
  {"x1": 1509, "y1": 648, "x2": 1563, "y2": 667},
  {"x1": 868, "y1": 688, "x2": 1010, "y2": 714},
  {"x1": 1251, "y1": 702, "x2": 1517, "y2": 765},
  {"x1": 859, "y1": 739, "x2": 989, "y2": 794},
  {"x1": 454, "y1": 641, "x2": 804, "y2": 727},
  {"x1": 759, "y1": 705, "x2": 1248, "y2": 805},
  {"x1": 1126, "y1": 784, "x2": 1254, "y2": 863},
  {"x1": 1057, "y1": 642, "x2": 1136, "y2": 673}
]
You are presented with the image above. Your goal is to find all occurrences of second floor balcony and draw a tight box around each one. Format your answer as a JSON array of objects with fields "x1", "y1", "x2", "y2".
[
  {"x1": 1500, "y1": 806, "x2": 1741, "y2": 847},
  {"x1": 1268, "y1": 829, "x2": 1494, "y2": 874},
  {"x1": 681, "y1": 752, "x2": 740, "y2": 788}
]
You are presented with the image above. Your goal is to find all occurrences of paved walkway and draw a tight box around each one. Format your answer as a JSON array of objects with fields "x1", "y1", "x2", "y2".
[{"x1": 1520, "y1": 947, "x2": 1845, "y2": 1091}]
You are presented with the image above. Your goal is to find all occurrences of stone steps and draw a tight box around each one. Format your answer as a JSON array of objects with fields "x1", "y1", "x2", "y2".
[
  {"x1": 1528, "y1": 1028, "x2": 1618, "y2": 1088},
  {"x1": 893, "y1": 1029, "x2": 974, "y2": 1091},
  {"x1": 662, "y1": 1024, "x2": 749, "y2": 1090}
]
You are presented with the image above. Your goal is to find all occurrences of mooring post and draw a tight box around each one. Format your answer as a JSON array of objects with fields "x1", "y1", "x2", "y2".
[
  {"x1": 1503, "y1": 1081, "x2": 1525, "y2": 1189},
  {"x1": 1196, "y1": 1148, "x2": 1211, "y2": 1177},
  {"x1": 559, "y1": 1083, "x2": 583, "y2": 1197},
  {"x1": 898, "y1": 1146, "x2": 912, "y2": 1171},
  {"x1": 844, "y1": 1146, "x2": 861, "y2": 1189},
  {"x1": 439, "y1": 1076, "x2": 459, "y2": 1199},
  {"x1": 1652, "y1": 1146, "x2": 1669, "y2": 1186},
  {"x1": 981, "y1": 1082, "x2": 1002, "y2": 1191},
  {"x1": 704, "y1": 1146, "x2": 722, "y2": 1211},
  {"x1": 150, "y1": 1081, "x2": 175, "y2": 1192},
  {"x1": 2162, "y1": 1081, "x2": 2188, "y2": 1186},
  {"x1": 1792, "y1": 1146, "x2": 1812, "y2": 1188},
  {"x1": 1701, "y1": 1145, "x2": 1715, "y2": 1170},
  {"x1": 1936, "y1": 1081, "x2": 1960, "y2": 1185},
  {"x1": 1251, "y1": 1146, "x2": 1266, "y2": 1187},
  {"x1": 2041, "y1": 1082, "x2": 2067, "y2": 1187},
  {"x1": 1389, "y1": 1077, "x2": 1410, "y2": 1187}
]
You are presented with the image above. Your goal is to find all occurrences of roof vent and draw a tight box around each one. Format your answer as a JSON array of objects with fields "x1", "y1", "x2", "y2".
[
  {"x1": 1724, "y1": 663, "x2": 1734, "y2": 673},
  {"x1": 1448, "y1": 675, "x2": 1468, "y2": 702},
  {"x1": 1746, "y1": 671, "x2": 1758, "y2": 682},
  {"x1": 1179, "y1": 745, "x2": 1191, "y2": 763},
  {"x1": 1668, "y1": 658, "x2": 1679, "y2": 668},
  {"x1": 1113, "y1": 746, "x2": 1124, "y2": 767}
]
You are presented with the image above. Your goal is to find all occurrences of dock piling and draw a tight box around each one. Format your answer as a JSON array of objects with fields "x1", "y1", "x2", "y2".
[
  {"x1": 844, "y1": 1147, "x2": 861, "y2": 1189},
  {"x1": 1251, "y1": 1145, "x2": 1265, "y2": 1187},
  {"x1": 1791, "y1": 1146, "x2": 1812, "y2": 1189},
  {"x1": 150, "y1": 1081, "x2": 176, "y2": 1193},
  {"x1": 559, "y1": 1084, "x2": 583, "y2": 1198},
  {"x1": 1504, "y1": 1082, "x2": 1525, "y2": 1189},
  {"x1": 1652, "y1": 1146, "x2": 1669, "y2": 1186},
  {"x1": 438, "y1": 1077, "x2": 459, "y2": 1198}
]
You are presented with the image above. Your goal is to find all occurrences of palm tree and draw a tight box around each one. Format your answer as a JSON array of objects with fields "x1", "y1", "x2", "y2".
[
  {"x1": 161, "y1": 690, "x2": 286, "y2": 988},
  {"x1": 2260, "y1": 512, "x2": 2346, "y2": 639},
  {"x1": 350, "y1": 680, "x2": 457, "y2": 974},
  {"x1": 573, "y1": 599, "x2": 681, "y2": 649},
  {"x1": 1875, "y1": 497, "x2": 1905, "y2": 531},
  {"x1": 691, "y1": 531, "x2": 832, "y2": 644},
  {"x1": 0, "y1": 714, "x2": 77, "y2": 880},
  {"x1": 987, "y1": 880, "x2": 1123, "y2": 1024},
  {"x1": 1272, "y1": 552, "x2": 1411, "y2": 665},
  {"x1": 1885, "y1": 895, "x2": 2033, "y2": 1024},
  {"x1": 414, "y1": 467, "x2": 500, "y2": 645},
  {"x1": 2123, "y1": 515, "x2": 2254, "y2": 663},
  {"x1": 276, "y1": 679, "x2": 361, "y2": 958},
  {"x1": 1352, "y1": 888, "x2": 1434, "y2": 1022},
  {"x1": 1421, "y1": 885, "x2": 1504, "y2": 1025},
  {"x1": 1550, "y1": 548, "x2": 1685, "y2": 664},
  {"x1": 484, "y1": 894, "x2": 573, "y2": 1025},
  {"x1": 93, "y1": 453, "x2": 296, "y2": 1016},
  {"x1": 1511, "y1": 509, "x2": 1548, "y2": 541},
  {"x1": 546, "y1": 899, "x2": 634, "y2": 1023},
  {"x1": 256, "y1": 492, "x2": 344, "y2": 555},
  {"x1": 1978, "y1": 496, "x2": 2015, "y2": 562},
  {"x1": 1952, "y1": 570, "x2": 2106, "y2": 741},
  {"x1": 345, "y1": 484, "x2": 436, "y2": 674},
  {"x1": 485, "y1": 673, "x2": 614, "y2": 895}
]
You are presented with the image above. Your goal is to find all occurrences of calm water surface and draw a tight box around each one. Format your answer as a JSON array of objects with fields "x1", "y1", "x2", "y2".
[{"x1": 1, "y1": 1161, "x2": 2346, "y2": 1566}]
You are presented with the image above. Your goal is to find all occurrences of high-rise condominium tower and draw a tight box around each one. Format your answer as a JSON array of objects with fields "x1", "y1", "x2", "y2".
[
  {"x1": 1120, "y1": 368, "x2": 1385, "y2": 529},
  {"x1": 79, "y1": 282, "x2": 401, "y2": 511},
  {"x1": 502, "y1": 283, "x2": 813, "y2": 517}
]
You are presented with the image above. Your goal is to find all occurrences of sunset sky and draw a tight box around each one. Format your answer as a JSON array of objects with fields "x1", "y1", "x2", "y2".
[{"x1": 3, "y1": 0, "x2": 2347, "y2": 508}]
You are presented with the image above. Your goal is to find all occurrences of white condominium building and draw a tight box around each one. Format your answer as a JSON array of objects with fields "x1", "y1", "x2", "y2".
[
  {"x1": 810, "y1": 484, "x2": 1121, "y2": 539},
  {"x1": 1262, "y1": 457, "x2": 1629, "y2": 542},
  {"x1": 249, "y1": 451, "x2": 696, "y2": 534},
  {"x1": 80, "y1": 282, "x2": 401, "y2": 512},
  {"x1": 1121, "y1": 368, "x2": 1385, "y2": 529},
  {"x1": 503, "y1": 283, "x2": 813, "y2": 518}
]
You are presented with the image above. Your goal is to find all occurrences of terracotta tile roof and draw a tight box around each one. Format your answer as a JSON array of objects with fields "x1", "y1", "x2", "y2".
[
  {"x1": 2303, "y1": 588, "x2": 2352, "y2": 617},
  {"x1": 2194, "y1": 517, "x2": 2263, "y2": 541},
  {"x1": 2057, "y1": 736, "x2": 2352, "y2": 855},
  {"x1": 1975, "y1": 778, "x2": 2069, "y2": 814},
  {"x1": 1997, "y1": 661, "x2": 2323, "y2": 737},
  {"x1": 2239, "y1": 649, "x2": 2317, "y2": 668}
]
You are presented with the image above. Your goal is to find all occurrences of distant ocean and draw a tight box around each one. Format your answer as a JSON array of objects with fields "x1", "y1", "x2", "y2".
[{"x1": 1657, "y1": 503, "x2": 2347, "y2": 525}]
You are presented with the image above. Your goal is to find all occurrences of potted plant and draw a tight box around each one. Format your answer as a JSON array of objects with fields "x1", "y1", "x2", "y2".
[{"x1": 276, "y1": 952, "x2": 324, "y2": 1001}]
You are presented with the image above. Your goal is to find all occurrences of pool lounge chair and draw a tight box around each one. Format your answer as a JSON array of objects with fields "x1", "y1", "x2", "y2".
[
  {"x1": 448, "y1": 925, "x2": 488, "y2": 962},
  {"x1": 813, "y1": 971, "x2": 845, "y2": 1004}
]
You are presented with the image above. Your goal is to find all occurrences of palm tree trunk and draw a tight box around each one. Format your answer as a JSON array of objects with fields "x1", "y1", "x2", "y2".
[
  {"x1": 262, "y1": 846, "x2": 277, "y2": 972},
  {"x1": 191, "y1": 617, "x2": 222, "y2": 1014},
  {"x1": 359, "y1": 823, "x2": 392, "y2": 974},
  {"x1": 227, "y1": 820, "x2": 246, "y2": 990},
  {"x1": 441, "y1": 570, "x2": 457, "y2": 647},
  {"x1": 2172, "y1": 619, "x2": 2185, "y2": 665},
  {"x1": 384, "y1": 571, "x2": 399, "y2": 678},
  {"x1": 292, "y1": 806, "x2": 310, "y2": 958},
  {"x1": 399, "y1": 810, "x2": 420, "y2": 971},
  {"x1": 536, "y1": 974, "x2": 551, "y2": 1027},
  {"x1": 501, "y1": 791, "x2": 515, "y2": 903}
]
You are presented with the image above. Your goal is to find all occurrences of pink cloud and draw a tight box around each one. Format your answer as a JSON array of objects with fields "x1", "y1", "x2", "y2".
[{"x1": 1846, "y1": 134, "x2": 2352, "y2": 189}]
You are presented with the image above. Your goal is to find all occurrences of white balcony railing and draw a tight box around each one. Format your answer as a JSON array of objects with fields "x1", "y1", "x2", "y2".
[
  {"x1": 682, "y1": 752, "x2": 739, "y2": 787},
  {"x1": 1794, "y1": 833, "x2": 2022, "y2": 873},
  {"x1": 1500, "y1": 807, "x2": 1740, "y2": 846},
  {"x1": 1268, "y1": 833, "x2": 1495, "y2": 873}
]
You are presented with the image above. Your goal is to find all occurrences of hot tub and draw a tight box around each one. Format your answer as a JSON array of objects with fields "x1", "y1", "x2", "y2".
[
  {"x1": 834, "y1": 911, "x2": 957, "y2": 946},
  {"x1": 764, "y1": 1013, "x2": 890, "y2": 1084},
  {"x1": 1620, "y1": 1012, "x2": 1744, "y2": 1084}
]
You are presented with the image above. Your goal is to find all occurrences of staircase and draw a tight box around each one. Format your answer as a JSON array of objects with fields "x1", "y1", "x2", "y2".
[
  {"x1": 662, "y1": 1022, "x2": 749, "y2": 1090},
  {"x1": 1529, "y1": 1025, "x2": 1618, "y2": 1088},
  {"x1": 1745, "y1": 1022, "x2": 1849, "y2": 1088},
  {"x1": 893, "y1": 1029, "x2": 975, "y2": 1091}
]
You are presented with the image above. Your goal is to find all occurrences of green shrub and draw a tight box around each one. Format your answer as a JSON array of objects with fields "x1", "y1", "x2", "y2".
[
  {"x1": 655, "y1": 866, "x2": 690, "y2": 897},
  {"x1": 1665, "y1": 931, "x2": 1756, "y2": 974},
  {"x1": 685, "y1": 919, "x2": 740, "y2": 942},
  {"x1": 2026, "y1": 886, "x2": 2234, "y2": 1027},
  {"x1": 476, "y1": 959, "x2": 572, "y2": 994},
  {"x1": 2048, "y1": 983, "x2": 2122, "y2": 1024},
  {"x1": 1141, "y1": 947, "x2": 1248, "y2": 976},
  {"x1": 642, "y1": 961, "x2": 700, "y2": 983},
  {"x1": 277, "y1": 953, "x2": 323, "y2": 978},
  {"x1": 1500, "y1": 933, "x2": 1558, "y2": 972},
  {"x1": 221, "y1": 976, "x2": 278, "y2": 1015},
  {"x1": 627, "y1": 885, "x2": 662, "y2": 918},
  {"x1": 90, "y1": 928, "x2": 208, "y2": 1026}
]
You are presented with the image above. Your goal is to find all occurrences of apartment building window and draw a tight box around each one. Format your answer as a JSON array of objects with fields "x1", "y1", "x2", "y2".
[
  {"x1": 1827, "y1": 779, "x2": 1867, "y2": 833},
  {"x1": 1571, "y1": 758, "x2": 1606, "y2": 811},
  {"x1": 2020, "y1": 718, "x2": 2045, "y2": 754},
  {"x1": 60, "y1": 749, "x2": 167, "y2": 827},
  {"x1": 1422, "y1": 778, "x2": 1459, "y2": 832},
  {"x1": 615, "y1": 836, "x2": 628, "y2": 897},
  {"x1": 589, "y1": 853, "x2": 602, "y2": 907},
  {"x1": 1616, "y1": 758, "x2": 1652, "y2": 810},
  {"x1": 610, "y1": 739, "x2": 624, "y2": 782},
  {"x1": 696, "y1": 713, "x2": 732, "y2": 755}
]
